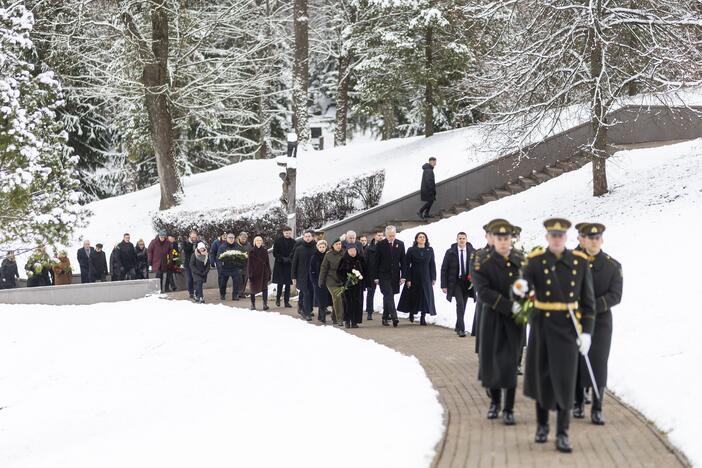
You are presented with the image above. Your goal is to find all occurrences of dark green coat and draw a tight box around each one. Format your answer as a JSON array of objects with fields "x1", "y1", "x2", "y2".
[
  {"x1": 522, "y1": 248, "x2": 596, "y2": 410},
  {"x1": 472, "y1": 249, "x2": 525, "y2": 389},
  {"x1": 469, "y1": 245, "x2": 491, "y2": 353},
  {"x1": 578, "y1": 250, "x2": 623, "y2": 389}
]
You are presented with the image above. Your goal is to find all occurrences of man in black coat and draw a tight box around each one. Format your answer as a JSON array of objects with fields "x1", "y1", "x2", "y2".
[
  {"x1": 117, "y1": 233, "x2": 137, "y2": 280},
  {"x1": 440, "y1": 232, "x2": 476, "y2": 338},
  {"x1": 1, "y1": 251, "x2": 19, "y2": 289},
  {"x1": 273, "y1": 226, "x2": 296, "y2": 307},
  {"x1": 364, "y1": 231, "x2": 383, "y2": 320},
  {"x1": 76, "y1": 240, "x2": 95, "y2": 283},
  {"x1": 90, "y1": 244, "x2": 108, "y2": 282},
  {"x1": 291, "y1": 229, "x2": 317, "y2": 321},
  {"x1": 371, "y1": 225, "x2": 406, "y2": 327},
  {"x1": 472, "y1": 221, "x2": 524, "y2": 425},
  {"x1": 417, "y1": 157, "x2": 437, "y2": 219},
  {"x1": 517, "y1": 218, "x2": 596, "y2": 453},
  {"x1": 573, "y1": 223, "x2": 623, "y2": 425},
  {"x1": 181, "y1": 230, "x2": 199, "y2": 299}
]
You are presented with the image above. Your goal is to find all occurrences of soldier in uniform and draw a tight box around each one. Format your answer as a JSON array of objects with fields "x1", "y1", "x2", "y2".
[
  {"x1": 573, "y1": 223, "x2": 623, "y2": 425},
  {"x1": 516, "y1": 218, "x2": 596, "y2": 453},
  {"x1": 472, "y1": 220, "x2": 525, "y2": 425}
]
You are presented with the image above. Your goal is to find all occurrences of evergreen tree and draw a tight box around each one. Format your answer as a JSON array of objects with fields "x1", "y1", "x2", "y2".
[{"x1": 0, "y1": 3, "x2": 83, "y2": 247}]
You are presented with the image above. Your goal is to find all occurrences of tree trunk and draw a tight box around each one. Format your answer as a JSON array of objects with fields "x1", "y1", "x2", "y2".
[
  {"x1": 590, "y1": 0, "x2": 608, "y2": 197},
  {"x1": 141, "y1": 1, "x2": 181, "y2": 210},
  {"x1": 380, "y1": 101, "x2": 395, "y2": 140},
  {"x1": 292, "y1": 0, "x2": 310, "y2": 144},
  {"x1": 424, "y1": 25, "x2": 434, "y2": 138},
  {"x1": 334, "y1": 52, "x2": 352, "y2": 147},
  {"x1": 626, "y1": 0, "x2": 639, "y2": 97}
]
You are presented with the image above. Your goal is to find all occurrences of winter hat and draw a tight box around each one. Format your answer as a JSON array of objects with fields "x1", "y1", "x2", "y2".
[
  {"x1": 197, "y1": 242, "x2": 207, "y2": 251},
  {"x1": 158, "y1": 229, "x2": 167, "y2": 236},
  {"x1": 332, "y1": 238, "x2": 342, "y2": 245}
]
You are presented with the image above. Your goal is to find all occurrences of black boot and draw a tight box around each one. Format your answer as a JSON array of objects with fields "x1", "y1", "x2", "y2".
[
  {"x1": 392, "y1": 319, "x2": 399, "y2": 327},
  {"x1": 487, "y1": 403, "x2": 499, "y2": 419},
  {"x1": 367, "y1": 311, "x2": 373, "y2": 320},
  {"x1": 318, "y1": 308, "x2": 326, "y2": 324},
  {"x1": 351, "y1": 322, "x2": 359, "y2": 328},
  {"x1": 556, "y1": 434, "x2": 572, "y2": 453},
  {"x1": 262, "y1": 301, "x2": 269, "y2": 311},
  {"x1": 275, "y1": 299, "x2": 281, "y2": 307},
  {"x1": 249, "y1": 298, "x2": 256, "y2": 310},
  {"x1": 591, "y1": 410, "x2": 605, "y2": 425},
  {"x1": 409, "y1": 313, "x2": 415, "y2": 323},
  {"x1": 382, "y1": 318, "x2": 390, "y2": 326},
  {"x1": 573, "y1": 402, "x2": 585, "y2": 419},
  {"x1": 284, "y1": 302, "x2": 293, "y2": 308},
  {"x1": 502, "y1": 410, "x2": 516, "y2": 426},
  {"x1": 535, "y1": 425, "x2": 549, "y2": 443},
  {"x1": 344, "y1": 321, "x2": 350, "y2": 329},
  {"x1": 420, "y1": 313, "x2": 427, "y2": 326}
]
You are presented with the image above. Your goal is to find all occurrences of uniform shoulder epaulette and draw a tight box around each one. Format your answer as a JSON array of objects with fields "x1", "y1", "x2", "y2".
[
  {"x1": 526, "y1": 247, "x2": 545, "y2": 259},
  {"x1": 572, "y1": 250, "x2": 589, "y2": 260},
  {"x1": 604, "y1": 253, "x2": 622, "y2": 268}
]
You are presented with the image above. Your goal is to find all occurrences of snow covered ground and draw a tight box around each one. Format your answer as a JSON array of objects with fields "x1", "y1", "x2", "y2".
[
  {"x1": 0, "y1": 297, "x2": 443, "y2": 468},
  {"x1": 395, "y1": 138, "x2": 702, "y2": 465}
]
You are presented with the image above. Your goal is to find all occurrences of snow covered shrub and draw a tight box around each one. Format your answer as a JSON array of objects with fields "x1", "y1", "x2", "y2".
[
  {"x1": 152, "y1": 171, "x2": 385, "y2": 244},
  {"x1": 0, "y1": 4, "x2": 84, "y2": 247}
]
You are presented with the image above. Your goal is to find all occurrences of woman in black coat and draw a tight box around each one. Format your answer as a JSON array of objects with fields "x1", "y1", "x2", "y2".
[
  {"x1": 135, "y1": 239, "x2": 149, "y2": 279},
  {"x1": 309, "y1": 240, "x2": 331, "y2": 323},
  {"x1": 1, "y1": 251, "x2": 19, "y2": 289},
  {"x1": 337, "y1": 245, "x2": 366, "y2": 328},
  {"x1": 272, "y1": 229, "x2": 296, "y2": 307},
  {"x1": 189, "y1": 242, "x2": 211, "y2": 303},
  {"x1": 110, "y1": 245, "x2": 122, "y2": 281},
  {"x1": 398, "y1": 232, "x2": 437, "y2": 325}
]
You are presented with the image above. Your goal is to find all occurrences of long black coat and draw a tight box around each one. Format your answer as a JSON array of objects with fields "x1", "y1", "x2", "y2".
[
  {"x1": 309, "y1": 250, "x2": 331, "y2": 308},
  {"x1": 578, "y1": 250, "x2": 623, "y2": 389},
  {"x1": 372, "y1": 238, "x2": 406, "y2": 295},
  {"x1": 117, "y1": 240, "x2": 137, "y2": 272},
  {"x1": 364, "y1": 240, "x2": 379, "y2": 288},
  {"x1": 291, "y1": 240, "x2": 317, "y2": 293},
  {"x1": 90, "y1": 250, "x2": 108, "y2": 280},
  {"x1": 189, "y1": 253, "x2": 211, "y2": 281},
  {"x1": 440, "y1": 242, "x2": 476, "y2": 301},
  {"x1": 470, "y1": 245, "x2": 491, "y2": 352},
  {"x1": 135, "y1": 247, "x2": 149, "y2": 279},
  {"x1": 420, "y1": 163, "x2": 436, "y2": 202},
  {"x1": 472, "y1": 249, "x2": 525, "y2": 389},
  {"x1": 110, "y1": 248, "x2": 122, "y2": 281},
  {"x1": 337, "y1": 252, "x2": 366, "y2": 324},
  {"x1": 272, "y1": 236, "x2": 296, "y2": 285},
  {"x1": 1, "y1": 258, "x2": 19, "y2": 289},
  {"x1": 522, "y1": 248, "x2": 596, "y2": 410},
  {"x1": 181, "y1": 240, "x2": 196, "y2": 271},
  {"x1": 77, "y1": 247, "x2": 94, "y2": 276},
  {"x1": 397, "y1": 246, "x2": 437, "y2": 316}
]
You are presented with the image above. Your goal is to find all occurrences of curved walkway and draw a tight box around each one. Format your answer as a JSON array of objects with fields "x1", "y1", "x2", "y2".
[{"x1": 169, "y1": 289, "x2": 688, "y2": 467}]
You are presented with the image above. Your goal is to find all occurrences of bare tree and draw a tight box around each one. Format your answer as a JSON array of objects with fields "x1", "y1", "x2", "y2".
[
  {"x1": 293, "y1": 0, "x2": 310, "y2": 144},
  {"x1": 470, "y1": 0, "x2": 702, "y2": 196}
]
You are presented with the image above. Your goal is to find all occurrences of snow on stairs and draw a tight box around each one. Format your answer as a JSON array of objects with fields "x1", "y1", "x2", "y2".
[{"x1": 430, "y1": 152, "x2": 590, "y2": 225}]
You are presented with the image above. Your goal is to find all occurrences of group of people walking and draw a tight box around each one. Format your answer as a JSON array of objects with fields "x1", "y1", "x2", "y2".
[{"x1": 468, "y1": 217, "x2": 623, "y2": 453}]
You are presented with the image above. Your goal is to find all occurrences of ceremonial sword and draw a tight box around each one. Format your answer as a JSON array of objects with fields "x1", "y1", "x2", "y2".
[{"x1": 566, "y1": 303, "x2": 601, "y2": 402}]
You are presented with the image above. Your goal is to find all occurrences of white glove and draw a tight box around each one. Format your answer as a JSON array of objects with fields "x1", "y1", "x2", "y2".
[
  {"x1": 511, "y1": 301, "x2": 521, "y2": 316},
  {"x1": 578, "y1": 333, "x2": 592, "y2": 356},
  {"x1": 512, "y1": 279, "x2": 528, "y2": 298}
]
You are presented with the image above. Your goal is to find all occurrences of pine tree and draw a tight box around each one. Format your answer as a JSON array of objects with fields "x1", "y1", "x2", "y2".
[{"x1": 0, "y1": 3, "x2": 83, "y2": 248}]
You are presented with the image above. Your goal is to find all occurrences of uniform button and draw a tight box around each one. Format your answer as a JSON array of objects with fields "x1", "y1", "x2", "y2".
[
  {"x1": 570, "y1": 281, "x2": 575, "y2": 286},
  {"x1": 572, "y1": 269, "x2": 577, "y2": 275},
  {"x1": 546, "y1": 279, "x2": 551, "y2": 285},
  {"x1": 506, "y1": 262, "x2": 511, "y2": 267},
  {"x1": 542, "y1": 260, "x2": 547, "y2": 265},
  {"x1": 508, "y1": 272, "x2": 513, "y2": 277},
  {"x1": 544, "y1": 269, "x2": 549, "y2": 274},
  {"x1": 545, "y1": 291, "x2": 551, "y2": 296},
  {"x1": 545, "y1": 312, "x2": 551, "y2": 318},
  {"x1": 569, "y1": 292, "x2": 574, "y2": 297},
  {"x1": 574, "y1": 259, "x2": 579, "y2": 265}
]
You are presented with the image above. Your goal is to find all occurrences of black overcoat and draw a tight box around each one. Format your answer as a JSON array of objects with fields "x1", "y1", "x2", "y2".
[
  {"x1": 472, "y1": 249, "x2": 525, "y2": 388},
  {"x1": 291, "y1": 240, "x2": 317, "y2": 293},
  {"x1": 440, "y1": 242, "x2": 476, "y2": 301},
  {"x1": 337, "y1": 252, "x2": 366, "y2": 324},
  {"x1": 272, "y1": 236, "x2": 296, "y2": 285},
  {"x1": 522, "y1": 248, "x2": 596, "y2": 410},
  {"x1": 397, "y1": 246, "x2": 437, "y2": 316},
  {"x1": 372, "y1": 238, "x2": 406, "y2": 295},
  {"x1": 420, "y1": 163, "x2": 436, "y2": 202},
  {"x1": 470, "y1": 245, "x2": 491, "y2": 352},
  {"x1": 310, "y1": 250, "x2": 331, "y2": 308},
  {"x1": 578, "y1": 250, "x2": 623, "y2": 389}
]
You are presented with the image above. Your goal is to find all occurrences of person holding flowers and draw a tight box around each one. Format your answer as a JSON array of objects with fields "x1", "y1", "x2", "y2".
[
  {"x1": 470, "y1": 220, "x2": 525, "y2": 426},
  {"x1": 336, "y1": 244, "x2": 366, "y2": 328},
  {"x1": 52, "y1": 251, "x2": 73, "y2": 285},
  {"x1": 217, "y1": 232, "x2": 248, "y2": 301},
  {"x1": 25, "y1": 245, "x2": 54, "y2": 287}
]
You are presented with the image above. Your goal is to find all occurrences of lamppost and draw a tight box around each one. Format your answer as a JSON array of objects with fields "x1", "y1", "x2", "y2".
[{"x1": 278, "y1": 132, "x2": 298, "y2": 237}]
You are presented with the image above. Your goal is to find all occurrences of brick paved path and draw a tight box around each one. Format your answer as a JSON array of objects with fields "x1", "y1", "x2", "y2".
[{"x1": 169, "y1": 289, "x2": 688, "y2": 467}]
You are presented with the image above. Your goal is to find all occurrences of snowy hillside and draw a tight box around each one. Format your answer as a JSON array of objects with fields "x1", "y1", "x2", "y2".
[
  {"x1": 0, "y1": 297, "x2": 443, "y2": 468},
  {"x1": 396, "y1": 138, "x2": 702, "y2": 465}
]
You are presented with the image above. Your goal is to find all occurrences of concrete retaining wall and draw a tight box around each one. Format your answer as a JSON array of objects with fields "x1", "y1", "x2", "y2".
[{"x1": 0, "y1": 279, "x2": 161, "y2": 306}]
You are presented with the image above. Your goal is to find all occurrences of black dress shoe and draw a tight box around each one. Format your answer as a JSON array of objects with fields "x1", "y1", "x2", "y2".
[
  {"x1": 420, "y1": 316, "x2": 427, "y2": 326},
  {"x1": 409, "y1": 314, "x2": 415, "y2": 323},
  {"x1": 534, "y1": 425, "x2": 549, "y2": 443},
  {"x1": 417, "y1": 210, "x2": 425, "y2": 219},
  {"x1": 344, "y1": 322, "x2": 350, "y2": 328},
  {"x1": 220, "y1": 294, "x2": 226, "y2": 301},
  {"x1": 284, "y1": 303, "x2": 293, "y2": 308},
  {"x1": 487, "y1": 403, "x2": 499, "y2": 420},
  {"x1": 392, "y1": 319, "x2": 399, "y2": 327},
  {"x1": 305, "y1": 315, "x2": 313, "y2": 322},
  {"x1": 351, "y1": 323, "x2": 359, "y2": 328},
  {"x1": 573, "y1": 403, "x2": 585, "y2": 419},
  {"x1": 263, "y1": 305, "x2": 270, "y2": 311},
  {"x1": 275, "y1": 300, "x2": 281, "y2": 307},
  {"x1": 591, "y1": 410, "x2": 605, "y2": 425},
  {"x1": 367, "y1": 313, "x2": 373, "y2": 320},
  {"x1": 503, "y1": 410, "x2": 516, "y2": 426},
  {"x1": 382, "y1": 319, "x2": 390, "y2": 326},
  {"x1": 458, "y1": 331, "x2": 467, "y2": 338},
  {"x1": 556, "y1": 434, "x2": 572, "y2": 453}
]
